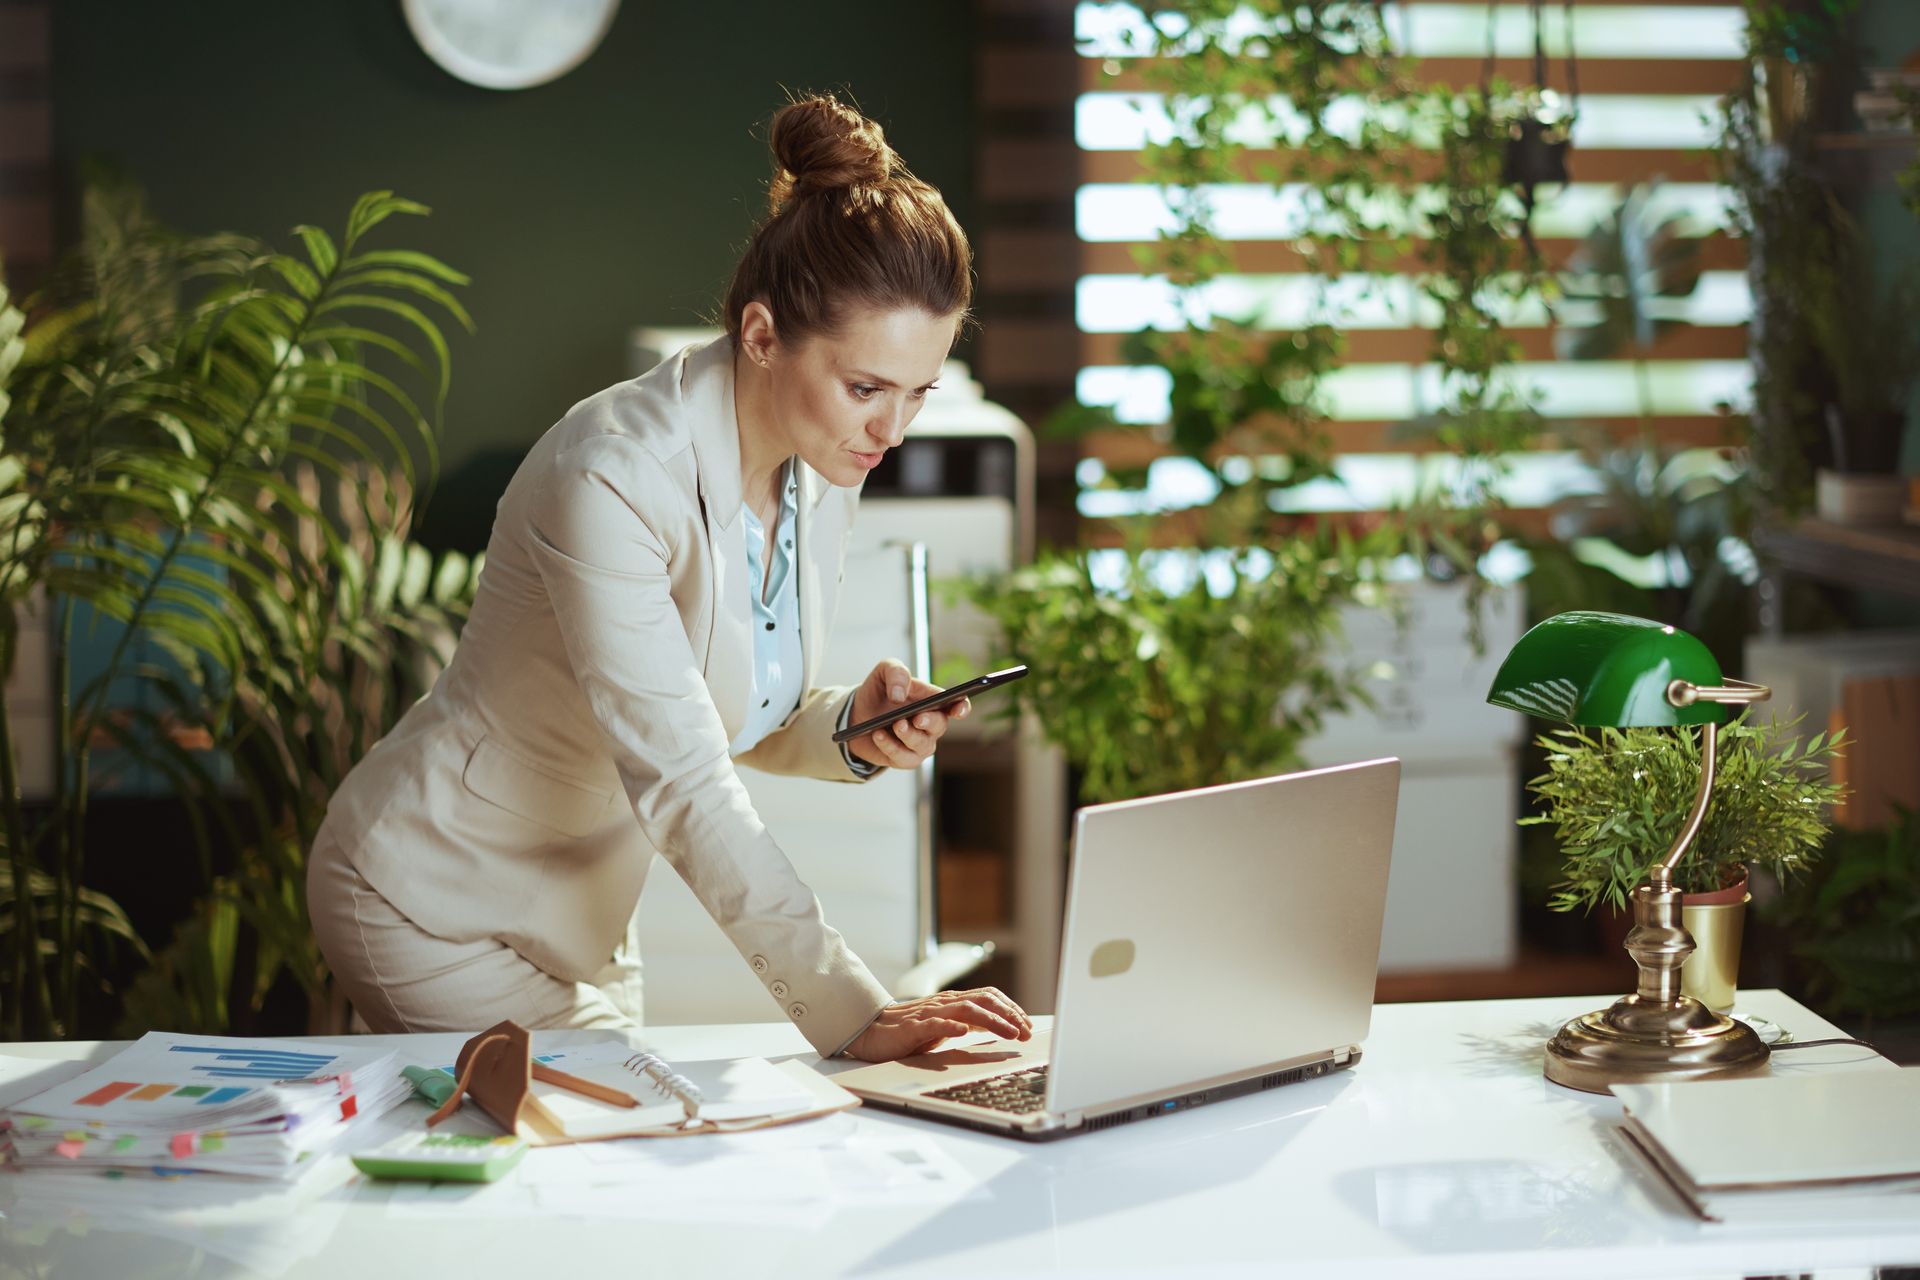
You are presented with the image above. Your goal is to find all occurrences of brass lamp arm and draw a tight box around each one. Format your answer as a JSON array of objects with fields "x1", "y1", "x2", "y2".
[
  {"x1": 1655, "y1": 719, "x2": 1716, "y2": 883},
  {"x1": 1664, "y1": 676, "x2": 1771, "y2": 707},
  {"x1": 1650, "y1": 676, "x2": 1769, "y2": 884}
]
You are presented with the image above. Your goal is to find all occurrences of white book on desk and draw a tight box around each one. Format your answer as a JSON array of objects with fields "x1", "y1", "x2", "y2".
[{"x1": 1612, "y1": 1070, "x2": 1920, "y2": 1224}]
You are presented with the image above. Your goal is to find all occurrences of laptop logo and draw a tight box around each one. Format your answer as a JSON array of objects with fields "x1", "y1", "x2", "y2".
[{"x1": 1089, "y1": 939, "x2": 1135, "y2": 978}]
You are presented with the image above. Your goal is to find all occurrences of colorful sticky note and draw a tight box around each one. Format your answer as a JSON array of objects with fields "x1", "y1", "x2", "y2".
[
  {"x1": 114, "y1": 1136, "x2": 137, "y2": 1152},
  {"x1": 54, "y1": 1139, "x2": 85, "y2": 1159},
  {"x1": 169, "y1": 1132, "x2": 198, "y2": 1158}
]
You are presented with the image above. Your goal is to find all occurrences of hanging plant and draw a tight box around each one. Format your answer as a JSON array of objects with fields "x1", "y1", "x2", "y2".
[{"x1": 965, "y1": 2, "x2": 1555, "y2": 800}]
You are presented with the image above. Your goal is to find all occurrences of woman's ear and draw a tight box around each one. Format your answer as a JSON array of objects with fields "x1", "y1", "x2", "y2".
[{"x1": 738, "y1": 300, "x2": 779, "y2": 369}]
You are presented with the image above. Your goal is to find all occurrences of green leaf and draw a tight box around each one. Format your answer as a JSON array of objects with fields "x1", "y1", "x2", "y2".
[
  {"x1": 268, "y1": 255, "x2": 321, "y2": 301},
  {"x1": 312, "y1": 292, "x2": 452, "y2": 401},
  {"x1": 344, "y1": 191, "x2": 430, "y2": 247},
  {"x1": 292, "y1": 224, "x2": 339, "y2": 277},
  {"x1": 330, "y1": 267, "x2": 475, "y2": 335}
]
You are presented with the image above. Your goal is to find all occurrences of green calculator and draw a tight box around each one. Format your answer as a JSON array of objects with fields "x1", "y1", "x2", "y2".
[{"x1": 352, "y1": 1130, "x2": 528, "y2": 1182}]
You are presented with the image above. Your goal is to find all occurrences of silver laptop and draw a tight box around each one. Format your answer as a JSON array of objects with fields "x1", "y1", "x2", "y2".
[{"x1": 833, "y1": 757, "x2": 1400, "y2": 1140}]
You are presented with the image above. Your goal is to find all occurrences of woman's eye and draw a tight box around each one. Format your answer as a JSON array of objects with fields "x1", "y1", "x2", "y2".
[{"x1": 851, "y1": 384, "x2": 880, "y2": 401}]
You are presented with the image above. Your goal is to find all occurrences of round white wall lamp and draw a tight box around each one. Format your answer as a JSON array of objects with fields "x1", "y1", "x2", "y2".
[{"x1": 401, "y1": 0, "x2": 621, "y2": 91}]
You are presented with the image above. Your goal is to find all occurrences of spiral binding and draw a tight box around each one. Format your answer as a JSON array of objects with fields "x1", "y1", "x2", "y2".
[{"x1": 622, "y1": 1051, "x2": 703, "y2": 1112}]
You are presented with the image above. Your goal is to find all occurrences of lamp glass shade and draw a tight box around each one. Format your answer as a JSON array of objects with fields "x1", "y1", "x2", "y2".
[{"x1": 1485, "y1": 611, "x2": 1726, "y2": 727}]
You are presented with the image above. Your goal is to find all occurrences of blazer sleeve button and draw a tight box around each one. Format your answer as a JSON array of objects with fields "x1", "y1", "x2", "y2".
[
  {"x1": 788, "y1": 1002, "x2": 807, "y2": 1019},
  {"x1": 750, "y1": 955, "x2": 768, "y2": 974},
  {"x1": 770, "y1": 981, "x2": 789, "y2": 999}
]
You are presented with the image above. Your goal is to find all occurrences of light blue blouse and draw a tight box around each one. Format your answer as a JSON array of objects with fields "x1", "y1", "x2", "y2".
[
  {"x1": 728, "y1": 461, "x2": 805, "y2": 757},
  {"x1": 727, "y1": 460, "x2": 880, "y2": 778}
]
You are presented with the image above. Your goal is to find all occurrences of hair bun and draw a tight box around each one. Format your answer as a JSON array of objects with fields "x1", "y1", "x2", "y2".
[{"x1": 767, "y1": 94, "x2": 897, "y2": 212}]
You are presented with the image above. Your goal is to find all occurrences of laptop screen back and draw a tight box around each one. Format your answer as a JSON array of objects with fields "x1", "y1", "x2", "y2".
[{"x1": 1045, "y1": 758, "x2": 1400, "y2": 1116}]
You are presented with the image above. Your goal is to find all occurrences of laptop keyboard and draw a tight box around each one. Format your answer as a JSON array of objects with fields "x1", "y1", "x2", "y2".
[{"x1": 925, "y1": 1065, "x2": 1050, "y2": 1114}]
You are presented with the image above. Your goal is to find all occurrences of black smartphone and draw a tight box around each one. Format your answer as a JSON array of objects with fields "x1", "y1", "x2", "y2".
[{"x1": 831, "y1": 665, "x2": 1030, "y2": 745}]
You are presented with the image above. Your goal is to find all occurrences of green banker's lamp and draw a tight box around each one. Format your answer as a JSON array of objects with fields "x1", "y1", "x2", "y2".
[{"x1": 1487, "y1": 611, "x2": 1773, "y2": 1094}]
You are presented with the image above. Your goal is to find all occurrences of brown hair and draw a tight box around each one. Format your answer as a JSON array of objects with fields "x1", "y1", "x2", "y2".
[{"x1": 722, "y1": 94, "x2": 972, "y2": 348}]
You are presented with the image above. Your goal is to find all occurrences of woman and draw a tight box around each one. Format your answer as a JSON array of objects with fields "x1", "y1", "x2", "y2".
[{"x1": 308, "y1": 95, "x2": 1032, "y2": 1062}]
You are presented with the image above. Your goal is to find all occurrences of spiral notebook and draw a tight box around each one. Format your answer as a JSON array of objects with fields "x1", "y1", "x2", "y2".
[
  {"x1": 430, "y1": 1020, "x2": 858, "y2": 1144},
  {"x1": 523, "y1": 1044, "x2": 827, "y2": 1139}
]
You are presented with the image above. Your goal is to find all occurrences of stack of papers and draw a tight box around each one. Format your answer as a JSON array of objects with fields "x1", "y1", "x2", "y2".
[
  {"x1": 1613, "y1": 1069, "x2": 1920, "y2": 1224},
  {"x1": 1, "y1": 1032, "x2": 411, "y2": 1180}
]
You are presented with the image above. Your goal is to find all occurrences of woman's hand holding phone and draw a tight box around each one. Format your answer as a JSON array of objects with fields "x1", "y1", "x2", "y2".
[{"x1": 845, "y1": 659, "x2": 970, "y2": 770}]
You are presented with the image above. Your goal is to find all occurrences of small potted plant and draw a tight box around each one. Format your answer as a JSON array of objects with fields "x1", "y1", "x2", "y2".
[
  {"x1": 1522, "y1": 713, "x2": 1845, "y2": 1010},
  {"x1": 1802, "y1": 205, "x2": 1920, "y2": 524}
]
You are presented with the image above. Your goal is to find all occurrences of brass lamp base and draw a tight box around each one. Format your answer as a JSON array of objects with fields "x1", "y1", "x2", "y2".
[
  {"x1": 1543, "y1": 871, "x2": 1769, "y2": 1095},
  {"x1": 1544, "y1": 994, "x2": 1769, "y2": 1094}
]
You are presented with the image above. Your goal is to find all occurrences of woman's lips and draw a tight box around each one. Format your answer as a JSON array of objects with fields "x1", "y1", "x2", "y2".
[{"x1": 850, "y1": 450, "x2": 885, "y2": 469}]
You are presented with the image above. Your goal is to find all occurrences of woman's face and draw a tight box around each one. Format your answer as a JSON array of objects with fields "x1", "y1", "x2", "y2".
[{"x1": 748, "y1": 303, "x2": 961, "y2": 489}]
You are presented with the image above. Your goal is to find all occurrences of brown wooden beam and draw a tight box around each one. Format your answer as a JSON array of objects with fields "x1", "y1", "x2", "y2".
[
  {"x1": 1081, "y1": 414, "x2": 1740, "y2": 467},
  {"x1": 1076, "y1": 146, "x2": 1717, "y2": 189},
  {"x1": 983, "y1": 230, "x2": 1745, "y2": 292},
  {"x1": 0, "y1": 0, "x2": 49, "y2": 295},
  {"x1": 1088, "y1": 57, "x2": 1745, "y2": 99},
  {"x1": 980, "y1": 322, "x2": 1748, "y2": 387},
  {"x1": 1078, "y1": 504, "x2": 1559, "y2": 547},
  {"x1": 1078, "y1": 233, "x2": 1747, "y2": 277},
  {"x1": 1074, "y1": 323, "x2": 1747, "y2": 368}
]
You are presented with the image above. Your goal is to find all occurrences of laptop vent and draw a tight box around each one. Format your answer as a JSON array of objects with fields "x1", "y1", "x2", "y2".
[
  {"x1": 1259, "y1": 1066, "x2": 1306, "y2": 1092},
  {"x1": 1083, "y1": 1110, "x2": 1138, "y2": 1133}
]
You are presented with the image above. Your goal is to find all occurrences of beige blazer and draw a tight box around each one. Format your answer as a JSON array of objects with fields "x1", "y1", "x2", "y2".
[{"x1": 321, "y1": 337, "x2": 892, "y2": 1054}]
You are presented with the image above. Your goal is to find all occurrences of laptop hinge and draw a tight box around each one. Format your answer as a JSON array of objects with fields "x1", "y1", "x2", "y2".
[{"x1": 1333, "y1": 1045, "x2": 1353, "y2": 1065}]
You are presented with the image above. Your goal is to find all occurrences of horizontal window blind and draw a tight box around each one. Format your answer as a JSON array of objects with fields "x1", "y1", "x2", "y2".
[{"x1": 1065, "y1": 0, "x2": 1752, "y2": 538}]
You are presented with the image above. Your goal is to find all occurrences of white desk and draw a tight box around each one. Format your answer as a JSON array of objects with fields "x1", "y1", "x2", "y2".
[{"x1": 1, "y1": 991, "x2": 1914, "y2": 1279}]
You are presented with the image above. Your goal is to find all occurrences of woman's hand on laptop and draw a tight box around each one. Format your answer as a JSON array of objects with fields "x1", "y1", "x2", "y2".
[{"x1": 842, "y1": 987, "x2": 1033, "y2": 1062}]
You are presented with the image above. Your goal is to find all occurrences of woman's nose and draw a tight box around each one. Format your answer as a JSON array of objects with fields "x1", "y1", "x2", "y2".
[{"x1": 871, "y1": 400, "x2": 911, "y2": 447}]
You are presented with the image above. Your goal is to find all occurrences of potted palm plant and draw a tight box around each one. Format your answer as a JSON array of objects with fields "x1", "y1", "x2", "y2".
[
  {"x1": 0, "y1": 172, "x2": 470, "y2": 1038},
  {"x1": 1522, "y1": 712, "x2": 1845, "y2": 1010}
]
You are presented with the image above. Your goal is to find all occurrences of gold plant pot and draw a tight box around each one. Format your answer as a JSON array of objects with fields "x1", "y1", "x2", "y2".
[{"x1": 1680, "y1": 879, "x2": 1749, "y2": 1014}]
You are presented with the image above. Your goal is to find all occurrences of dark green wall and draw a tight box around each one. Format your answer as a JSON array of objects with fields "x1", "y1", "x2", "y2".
[{"x1": 51, "y1": 0, "x2": 976, "y2": 548}]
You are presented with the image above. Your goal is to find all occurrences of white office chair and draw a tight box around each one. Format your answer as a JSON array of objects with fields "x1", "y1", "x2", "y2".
[{"x1": 636, "y1": 543, "x2": 992, "y2": 1025}]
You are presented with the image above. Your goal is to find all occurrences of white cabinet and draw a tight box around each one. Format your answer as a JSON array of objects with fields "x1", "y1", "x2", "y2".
[{"x1": 1302, "y1": 582, "x2": 1526, "y2": 972}]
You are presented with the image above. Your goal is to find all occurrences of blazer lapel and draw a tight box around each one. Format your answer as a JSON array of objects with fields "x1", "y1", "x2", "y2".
[
  {"x1": 796, "y1": 465, "x2": 825, "y2": 690},
  {"x1": 683, "y1": 339, "x2": 749, "y2": 743}
]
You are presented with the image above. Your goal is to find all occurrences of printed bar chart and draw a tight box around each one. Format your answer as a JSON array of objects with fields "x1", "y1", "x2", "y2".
[
  {"x1": 74, "y1": 1081, "x2": 256, "y2": 1106},
  {"x1": 73, "y1": 1044, "x2": 346, "y2": 1106},
  {"x1": 165, "y1": 1044, "x2": 339, "y2": 1080}
]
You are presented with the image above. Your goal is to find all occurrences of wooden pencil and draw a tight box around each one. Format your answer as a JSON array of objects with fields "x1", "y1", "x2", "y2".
[{"x1": 531, "y1": 1061, "x2": 639, "y2": 1108}]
